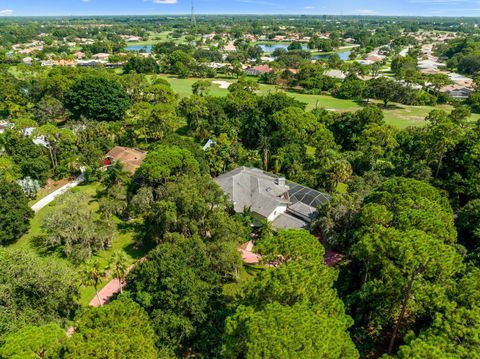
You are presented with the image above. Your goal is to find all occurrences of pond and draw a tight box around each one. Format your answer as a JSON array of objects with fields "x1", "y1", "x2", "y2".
[
  {"x1": 258, "y1": 43, "x2": 351, "y2": 61},
  {"x1": 126, "y1": 45, "x2": 153, "y2": 53},
  {"x1": 125, "y1": 43, "x2": 351, "y2": 61},
  {"x1": 313, "y1": 51, "x2": 351, "y2": 61},
  {"x1": 258, "y1": 43, "x2": 308, "y2": 52}
]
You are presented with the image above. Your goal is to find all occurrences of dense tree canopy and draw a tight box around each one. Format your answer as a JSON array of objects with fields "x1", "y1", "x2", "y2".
[
  {"x1": 40, "y1": 191, "x2": 115, "y2": 262},
  {"x1": 67, "y1": 297, "x2": 158, "y2": 358},
  {"x1": 126, "y1": 236, "x2": 224, "y2": 357},
  {"x1": 0, "y1": 249, "x2": 79, "y2": 342},
  {"x1": 224, "y1": 303, "x2": 359, "y2": 359},
  {"x1": 136, "y1": 145, "x2": 200, "y2": 185},
  {"x1": 0, "y1": 180, "x2": 32, "y2": 245},
  {"x1": 0, "y1": 324, "x2": 67, "y2": 359},
  {"x1": 225, "y1": 230, "x2": 358, "y2": 358},
  {"x1": 346, "y1": 177, "x2": 464, "y2": 355},
  {"x1": 64, "y1": 76, "x2": 130, "y2": 121}
]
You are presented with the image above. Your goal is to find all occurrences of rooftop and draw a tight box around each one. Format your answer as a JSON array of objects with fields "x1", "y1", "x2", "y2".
[
  {"x1": 214, "y1": 167, "x2": 289, "y2": 219},
  {"x1": 214, "y1": 167, "x2": 330, "y2": 228},
  {"x1": 105, "y1": 146, "x2": 147, "y2": 174}
]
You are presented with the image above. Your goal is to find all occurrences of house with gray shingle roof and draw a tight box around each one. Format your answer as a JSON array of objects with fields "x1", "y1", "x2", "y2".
[{"x1": 214, "y1": 167, "x2": 330, "y2": 229}]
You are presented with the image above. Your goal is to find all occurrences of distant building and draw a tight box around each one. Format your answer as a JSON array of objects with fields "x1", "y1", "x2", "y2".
[
  {"x1": 22, "y1": 57, "x2": 33, "y2": 65},
  {"x1": 324, "y1": 69, "x2": 346, "y2": 80},
  {"x1": 40, "y1": 59, "x2": 76, "y2": 67},
  {"x1": 356, "y1": 59, "x2": 374, "y2": 66},
  {"x1": 214, "y1": 167, "x2": 330, "y2": 229},
  {"x1": 441, "y1": 73, "x2": 474, "y2": 99},
  {"x1": 441, "y1": 85, "x2": 473, "y2": 99},
  {"x1": 245, "y1": 65, "x2": 273, "y2": 76},
  {"x1": 104, "y1": 146, "x2": 147, "y2": 174},
  {"x1": 224, "y1": 42, "x2": 237, "y2": 52},
  {"x1": 202, "y1": 139, "x2": 216, "y2": 151},
  {"x1": 126, "y1": 36, "x2": 142, "y2": 42},
  {"x1": 92, "y1": 53, "x2": 111, "y2": 60},
  {"x1": 366, "y1": 54, "x2": 385, "y2": 63},
  {"x1": 23, "y1": 127, "x2": 49, "y2": 148},
  {"x1": 105, "y1": 62, "x2": 125, "y2": 69},
  {"x1": 418, "y1": 59, "x2": 445, "y2": 71},
  {"x1": 76, "y1": 60, "x2": 106, "y2": 67},
  {"x1": 41, "y1": 60, "x2": 56, "y2": 67}
]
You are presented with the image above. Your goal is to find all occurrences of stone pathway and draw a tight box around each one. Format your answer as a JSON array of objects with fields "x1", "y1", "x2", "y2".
[
  {"x1": 89, "y1": 278, "x2": 125, "y2": 307},
  {"x1": 89, "y1": 260, "x2": 143, "y2": 307},
  {"x1": 239, "y1": 240, "x2": 261, "y2": 265}
]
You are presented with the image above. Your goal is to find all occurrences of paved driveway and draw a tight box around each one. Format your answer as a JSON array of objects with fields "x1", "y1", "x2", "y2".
[{"x1": 31, "y1": 173, "x2": 85, "y2": 212}]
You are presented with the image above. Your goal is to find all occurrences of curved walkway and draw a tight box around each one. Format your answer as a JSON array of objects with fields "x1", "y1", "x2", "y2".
[
  {"x1": 239, "y1": 240, "x2": 261, "y2": 265},
  {"x1": 89, "y1": 278, "x2": 126, "y2": 307},
  {"x1": 89, "y1": 260, "x2": 142, "y2": 307}
]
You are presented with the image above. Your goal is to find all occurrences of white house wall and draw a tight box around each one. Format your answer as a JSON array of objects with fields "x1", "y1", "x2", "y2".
[{"x1": 266, "y1": 204, "x2": 288, "y2": 222}]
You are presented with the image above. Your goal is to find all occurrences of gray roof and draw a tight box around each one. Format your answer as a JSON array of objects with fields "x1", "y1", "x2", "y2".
[
  {"x1": 272, "y1": 213, "x2": 308, "y2": 230},
  {"x1": 214, "y1": 167, "x2": 289, "y2": 218},
  {"x1": 324, "y1": 69, "x2": 346, "y2": 80},
  {"x1": 215, "y1": 167, "x2": 331, "y2": 226}
]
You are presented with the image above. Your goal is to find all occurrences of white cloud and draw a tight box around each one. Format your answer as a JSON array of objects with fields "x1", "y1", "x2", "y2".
[
  {"x1": 304, "y1": 6, "x2": 315, "y2": 9},
  {"x1": 81, "y1": 0, "x2": 91, "y2": 3},
  {"x1": 0, "y1": 9, "x2": 13, "y2": 16}
]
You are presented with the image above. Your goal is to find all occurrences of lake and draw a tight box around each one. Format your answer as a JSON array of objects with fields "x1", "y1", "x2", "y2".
[
  {"x1": 258, "y1": 43, "x2": 351, "y2": 61},
  {"x1": 313, "y1": 51, "x2": 351, "y2": 61},
  {"x1": 125, "y1": 44, "x2": 351, "y2": 61},
  {"x1": 126, "y1": 45, "x2": 153, "y2": 53},
  {"x1": 258, "y1": 43, "x2": 308, "y2": 52}
]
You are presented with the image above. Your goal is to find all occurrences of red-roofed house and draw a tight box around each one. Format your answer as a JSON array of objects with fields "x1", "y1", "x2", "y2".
[{"x1": 245, "y1": 65, "x2": 273, "y2": 76}]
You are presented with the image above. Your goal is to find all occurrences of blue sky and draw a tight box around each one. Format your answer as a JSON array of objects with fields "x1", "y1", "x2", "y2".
[{"x1": 1, "y1": 0, "x2": 480, "y2": 17}]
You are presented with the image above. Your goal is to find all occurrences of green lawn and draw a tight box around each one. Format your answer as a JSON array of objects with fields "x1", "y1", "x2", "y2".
[
  {"x1": 157, "y1": 74, "x2": 234, "y2": 97},
  {"x1": 156, "y1": 75, "x2": 480, "y2": 128},
  {"x1": 11, "y1": 182, "x2": 147, "y2": 306},
  {"x1": 11, "y1": 183, "x2": 101, "y2": 251},
  {"x1": 310, "y1": 45, "x2": 358, "y2": 56},
  {"x1": 125, "y1": 31, "x2": 190, "y2": 47}
]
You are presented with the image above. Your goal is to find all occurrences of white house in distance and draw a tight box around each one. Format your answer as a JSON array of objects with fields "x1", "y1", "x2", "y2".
[{"x1": 214, "y1": 167, "x2": 330, "y2": 229}]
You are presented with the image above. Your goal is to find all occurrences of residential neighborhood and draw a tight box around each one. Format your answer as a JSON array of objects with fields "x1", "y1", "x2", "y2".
[{"x1": 1, "y1": 5, "x2": 480, "y2": 359}]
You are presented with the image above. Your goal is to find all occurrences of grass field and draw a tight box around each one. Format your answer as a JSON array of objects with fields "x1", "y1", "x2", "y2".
[
  {"x1": 11, "y1": 182, "x2": 146, "y2": 306},
  {"x1": 156, "y1": 75, "x2": 480, "y2": 128},
  {"x1": 9, "y1": 62, "x2": 478, "y2": 129},
  {"x1": 126, "y1": 31, "x2": 188, "y2": 47}
]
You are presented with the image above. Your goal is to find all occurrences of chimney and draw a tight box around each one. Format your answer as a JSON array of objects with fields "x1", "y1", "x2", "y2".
[{"x1": 276, "y1": 177, "x2": 286, "y2": 187}]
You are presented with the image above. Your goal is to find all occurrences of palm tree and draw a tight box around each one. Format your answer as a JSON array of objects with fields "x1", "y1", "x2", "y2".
[
  {"x1": 103, "y1": 161, "x2": 130, "y2": 188},
  {"x1": 108, "y1": 251, "x2": 130, "y2": 294},
  {"x1": 81, "y1": 258, "x2": 105, "y2": 307}
]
